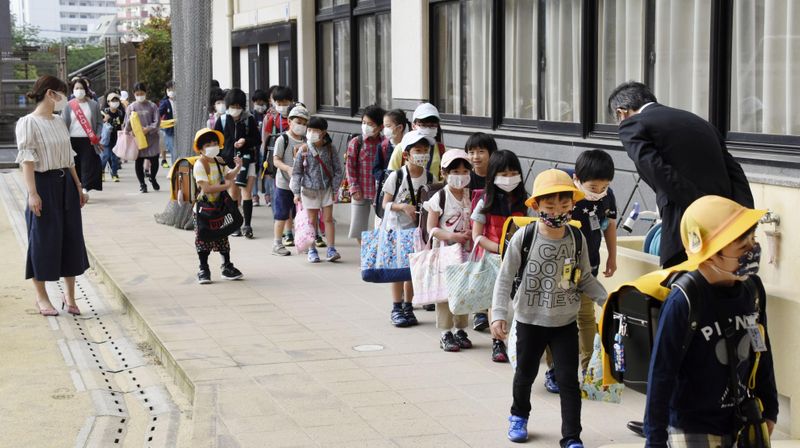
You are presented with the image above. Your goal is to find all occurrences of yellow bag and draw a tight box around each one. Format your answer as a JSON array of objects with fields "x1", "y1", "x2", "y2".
[
  {"x1": 129, "y1": 111, "x2": 148, "y2": 150},
  {"x1": 159, "y1": 118, "x2": 175, "y2": 129}
]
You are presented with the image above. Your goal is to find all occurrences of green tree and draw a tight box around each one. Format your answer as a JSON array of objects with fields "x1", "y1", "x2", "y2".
[
  {"x1": 135, "y1": 16, "x2": 173, "y2": 101},
  {"x1": 66, "y1": 45, "x2": 105, "y2": 74},
  {"x1": 10, "y1": 13, "x2": 57, "y2": 80}
]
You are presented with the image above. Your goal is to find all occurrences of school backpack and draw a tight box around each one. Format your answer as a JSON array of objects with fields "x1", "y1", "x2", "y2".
[
  {"x1": 263, "y1": 133, "x2": 288, "y2": 177},
  {"x1": 500, "y1": 218, "x2": 583, "y2": 301},
  {"x1": 154, "y1": 156, "x2": 199, "y2": 230},
  {"x1": 384, "y1": 167, "x2": 433, "y2": 225},
  {"x1": 598, "y1": 266, "x2": 758, "y2": 394}
]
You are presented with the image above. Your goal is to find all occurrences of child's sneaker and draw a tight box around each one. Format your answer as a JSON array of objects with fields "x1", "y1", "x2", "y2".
[
  {"x1": 307, "y1": 248, "x2": 320, "y2": 263},
  {"x1": 326, "y1": 247, "x2": 341, "y2": 262},
  {"x1": 507, "y1": 415, "x2": 528, "y2": 443},
  {"x1": 272, "y1": 241, "x2": 290, "y2": 256},
  {"x1": 231, "y1": 228, "x2": 243, "y2": 237},
  {"x1": 221, "y1": 263, "x2": 243, "y2": 280},
  {"x1": 473, "y1": 312, "x2": 489, "y2": 331},
  {"x1": 283, "y1": 233, "x2": 295, "y2": 247},
  {"x1": 197, "y1": 266, "x2": 211, "y2": 284},
  {"x1": 112, "y1": 175, "x2": 120, "y2": 182},
  {"x1": 402, "y1": 303, "x2": 418, "y2": 326},
  {"x1": 492, "y1": 339, "x2": 509, "y2": 363},
  {"x1": 242, "y1": 225, "x2": 254, "y2": 239},
  {"x1": 253, "y1": 195, "x2": 260, "y2": 206},
  {"x1": 422, "y1": 304, "x2": 435, "y2": 311},
  {"x1": 391, "y1": 307, "x2": 409, "y2": 327},
  {"x1": 315, "y1": 235, "x2": 327, "y2": 248},
  {"x1": 564, "y1": 439, "x2": 584, "y2": 448},
  {"x1": 161, "y1": 159, "x2": 169, "y2": 169},
  {"x1": 440, "y1": 332, "x2": 460, "y2": 352},
  {"x1": 454, "y1": 330, "x2": 472, "y2": 349},
  {"x1": 544, "y1": 368, "x2": 559, "y2": 394}
]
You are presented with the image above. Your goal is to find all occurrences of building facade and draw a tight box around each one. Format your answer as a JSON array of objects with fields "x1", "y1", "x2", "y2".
[
  {"x1": 116, "y1": 0, "x2": 170, "y2": 36},
  {"x1": 11, "y1": 0, "x2": 118, "y2": 42},
  {"x1": 211, "y1": 0, "x2": 800, "y2": 436}
]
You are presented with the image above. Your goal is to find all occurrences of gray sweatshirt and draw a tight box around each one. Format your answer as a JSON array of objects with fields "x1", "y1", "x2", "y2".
[
  {"x1": 290, "y1": 143, "x2": 344, "y2": 196},
  {"x1": 491, "y1": 224, "x2": 607, "y2": 327}
]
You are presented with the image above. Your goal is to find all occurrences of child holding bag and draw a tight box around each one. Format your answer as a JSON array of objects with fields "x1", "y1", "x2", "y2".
[
  {"x1": 381, "y1": 130, "x2": 435, "y2": 327},
  {"x1": 290, "y1": 117, "x2": 344, "y2": 263},
  {"x1": 423, "y1": 150, "x2": 474, "y2": 352},
  {"x1": 192, "y1": 128, "x2": 244, "y2": 284},
  {"x1": 471, "y1": 150, "x2": 529, "y2": 362}
]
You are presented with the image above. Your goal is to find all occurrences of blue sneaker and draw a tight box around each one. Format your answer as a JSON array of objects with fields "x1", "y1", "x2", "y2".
[
  {"x1": 507, "y1": 415, "x2": 528, "y2": 443},
  {"x1": 391, "y1": 307, "x2": 409, "y2": 327},
  {"x1": 307, "y1": 248, "x2": 320, "y2": 263},
  {"x1": 326, "y1": 247, "x2": 341, "y2": 262},
  {"x1": 544, "y1": 368, "x2": 560, "y2": 394},
  {"x1": 564, "y1": 439, "x2": 584, "y2": 448}
]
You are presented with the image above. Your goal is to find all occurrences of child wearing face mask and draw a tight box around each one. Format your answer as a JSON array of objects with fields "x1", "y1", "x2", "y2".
[
  {"x1": 423, "y1": 150, "x2": 474, "y2": 352},
  {"x1": 540, "y1": 150, "x2": 619, "y2": 394},
  {"x1": 271, "y1": 105, "x2": 309, "y2": 255},
  {"x1": 208, "y1": 87, "x2": 226, "y2": 129},
  {"x1": 250, "y1": 89, "x2": 270, "y2": 207},
  {"x1": 471, "y1": 149, "x2": 529, "y2": 362},
  {"x1": 192, "y1": 128, "x2": 244, "y2": 284},
  {"x1": 290, "y1": 117, "x2": 344, "y2": 263},
  {"x1": 645, "y1": 195, "x2": 777, "y2": 448},
  {"x1": 100, "y1": 91, "x2": 125, "y2": 182},
  {"x1": 381, "y1": 130, "x2": 436, "y2": 327},
  {"x1": 387, "y1": 103, "x2": 445, "y2": 181},
  {"x1": 214, "y1": 88, "x2": 261, "y2": 239},
  {"x1": 346, "y1": 105, "x2": 388, "y2": 243},
  {"x1": 263, "y1": 86, "x2": 293, "y2": 140},
  {"x1": 491, "y1": 169, "x2": 606, "y2": 446},
  {"x1": 158, "y1": 80, "x2": 176, "y2": 168}
]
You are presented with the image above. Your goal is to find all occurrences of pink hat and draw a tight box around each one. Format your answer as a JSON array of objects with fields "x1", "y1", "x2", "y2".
[{"x1": 440, "y1": 149, "x2": 471, "y2": 169}]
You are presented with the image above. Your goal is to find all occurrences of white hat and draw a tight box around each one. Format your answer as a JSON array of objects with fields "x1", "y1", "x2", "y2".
[
  {"x1": 288, "y1": 104, "x2": 310, "y2": 120},
  {"x1": 412, "y1": 103, "x2": 440, "y2": 121},
  {"x1": 440, "y1": 149, "x2": 470, "y2": 169},
  {"x1": 106, "y1": 92, "x2": 120, "y2": 102},
  {"x1": 399, "y1": 130, "x2": 435, "y2": 150},
  {"x1": 120, "y1": 90, "x2": 129, "y2": 100}
]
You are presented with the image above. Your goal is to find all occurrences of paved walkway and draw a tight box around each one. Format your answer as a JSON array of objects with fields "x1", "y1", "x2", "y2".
[{"x1": 11, "y1": 169, "x2": 648, "y2": 447}]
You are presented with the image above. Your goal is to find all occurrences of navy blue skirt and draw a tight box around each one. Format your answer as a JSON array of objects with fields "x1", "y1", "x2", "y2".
[{"x1": 25, "y1": 169, "x2": 90, "y2": 281}]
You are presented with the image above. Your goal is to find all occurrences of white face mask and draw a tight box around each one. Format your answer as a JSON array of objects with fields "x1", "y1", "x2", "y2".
[
  {"x1": 494, "y1": 175, "x2": 522, "y2": 192},
  {"x1": 417, "y1": 126, "x2": 437, "y2": 138},
  {"x1": 574, "y1": 179, "x2": 608, "y2": 202},
  {"x1": 362, "y1": 123, "x2": 376, "y2": 137},
  {"x1": 306, "y1": 131, "x2": 320, "y2": 145},
  {"x1": 276, "y1": 105, "x2": 290, "y2": 117},
  {"x1": 167, "y1": 90, "x2": 175, "y2": 98},
  {"x1": 228, "y1": 108, "x2": 242, "y2": 118},
  {"x1": 410, "y1": 153, "x2": 430, "y2": 167},
  {"x1": 135, "y1": 95, "x2": 147, "y2": 103},
  {"x1": 73, "y1": 89, "x2": 86, "y2": 100},
  {"x1": 448, "y1": 174, "x2": 471, "y2": 189},
  {"x1": 254, "y1": 104, "x2": 267, "y2": 113},
  {"x1": 383, "y1": 126, "x2": 395, "y2": 139},
  {"x1": 52, "y1": 91, "x2": 67, "y2": 112},
  {"x1": 203, "y1": 145, "x2": 220, "y2": 158},
  {"x1": 215, "y1": 103, "x2": 226, "y2": 115},
  {"x1": 109, "y1": 101, "x2": 120, "y2": 110},
  {"x1": 291, "y1": 123, "x2": 307, "y2": 136}
]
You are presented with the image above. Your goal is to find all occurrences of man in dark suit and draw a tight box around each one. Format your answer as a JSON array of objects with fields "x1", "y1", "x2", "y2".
[
  {"x1": 609, "y1": 81, "x2": 753, "y2": 269},
  {"x1": 609, "y1": 82, "x2": 755, "y2": 438}
]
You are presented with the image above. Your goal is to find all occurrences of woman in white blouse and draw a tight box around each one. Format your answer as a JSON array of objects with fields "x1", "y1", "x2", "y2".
[
  {"x1": 16, "y1": 75, "x2": 90, "y2": 316},
  {"x1": 61, "y1": 77, "x2": 103, "y2": 194}
]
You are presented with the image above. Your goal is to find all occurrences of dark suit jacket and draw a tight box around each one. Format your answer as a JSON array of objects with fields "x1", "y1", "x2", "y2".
[{"x1": 618, "y1": 103, "x2": 753, "y2": 266}]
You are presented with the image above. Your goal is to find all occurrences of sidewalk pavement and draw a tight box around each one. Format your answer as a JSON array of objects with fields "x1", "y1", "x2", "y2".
[
  {"x1": 0, "y1": 185, "x2": 93, "y2": 447},
  {"x1": 59, "y1": 171, "x2": 647, "y2": 447}
]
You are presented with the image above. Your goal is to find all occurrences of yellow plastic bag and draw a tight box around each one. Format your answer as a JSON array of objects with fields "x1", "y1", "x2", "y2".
[
  {"x1": 129, "y1": 111, "x2": 148, "y2": 150},
  {"x1": 159, "y1": 118, "x2": 175, "y2": 129}
]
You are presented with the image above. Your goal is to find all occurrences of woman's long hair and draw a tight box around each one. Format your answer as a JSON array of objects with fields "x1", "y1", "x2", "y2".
[{"x1": 481, "y1": 149, "x2": 528, "y2": 215}]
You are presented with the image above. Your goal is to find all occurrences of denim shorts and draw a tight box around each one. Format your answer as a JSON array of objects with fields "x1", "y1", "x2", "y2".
[{"x1": 273, "y1": 187, "x2": 296, "y2": 221}]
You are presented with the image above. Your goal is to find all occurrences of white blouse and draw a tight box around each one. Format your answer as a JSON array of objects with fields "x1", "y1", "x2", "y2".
[
  {"x1": 15, "y1": 114, "x2": 76, "y2": 172},
  {"x1": 68, "y1": 101, "x2": 92, "y2": 137}
]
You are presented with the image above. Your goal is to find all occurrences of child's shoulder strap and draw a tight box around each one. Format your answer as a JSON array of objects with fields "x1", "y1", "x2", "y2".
[
  {"x1": 510, "y1": 222, "x2": 537, "y2": 300},
  {"x1": 567, "y1": 224, "x2": 583, "y2": 262},
  {"x1": 667, "y1": 270, "x2": 704, "y2": 360}
]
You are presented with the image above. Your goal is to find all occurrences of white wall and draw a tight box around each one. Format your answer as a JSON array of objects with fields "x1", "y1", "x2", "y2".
[
  {"x1": 268, "y1": 44, "x2": 280, "y2": 86},
  {"x1": 211, "y1": 0, "x2": 233, "y2": 89},
  {"x1": 390, "y1": 0, "x2": 429, "y2": 101},
  {"x1": 239, "y1": 46, "x2": 250, "y2": 94}
]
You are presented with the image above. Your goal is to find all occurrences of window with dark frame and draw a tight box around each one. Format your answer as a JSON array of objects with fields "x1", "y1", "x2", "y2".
[
  {"x1": 316, "y1": 0, "x2": 392, "y2": 115},
  {"x1": 430, "y1": 0, "x2": 494, "y2": 127}
]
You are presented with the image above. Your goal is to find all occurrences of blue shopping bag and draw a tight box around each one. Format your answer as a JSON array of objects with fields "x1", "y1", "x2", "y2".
[{"x1": 360, "y1": 213, "x2": 419, "y2": 283}]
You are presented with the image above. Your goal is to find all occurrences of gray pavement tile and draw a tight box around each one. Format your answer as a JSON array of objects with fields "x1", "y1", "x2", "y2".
[
  {"x1": 393, "y1": 433, "x2": 472, "y2": 448},
  {"x1": 368, "y1": 417, "x2": 449, "y2": 439},
  {"x1": 234, "y1": 429, "x2": 315, "y2": 448},
  {"x1": 304, "y1": 422, "x2": 383, "y2": 444}
]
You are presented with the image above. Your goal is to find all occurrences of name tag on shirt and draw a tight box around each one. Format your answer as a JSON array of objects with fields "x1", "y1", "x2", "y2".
[
  {"x1": 561, "y1": 258, "x2": 573, "y2": 289},
  {"x1": 589, "y1": 211, "x2": 601, "y2": 231},
  {"x1": 745, "y1": 313, "x2": 767, "y2": 352}
]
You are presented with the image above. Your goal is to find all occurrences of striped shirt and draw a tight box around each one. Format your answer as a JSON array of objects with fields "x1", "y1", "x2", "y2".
[{"x1": 15, "y1": 114, "x2": 76, "y2": 172}]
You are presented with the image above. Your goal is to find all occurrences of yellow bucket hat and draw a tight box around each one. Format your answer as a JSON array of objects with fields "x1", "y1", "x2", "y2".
[
  {"x1": 525, "y1": 169, "x2": 585, "y2": 208},
  {"x1": 680, "y1": 195, "x2": 766, "y2": 263},
  {"x1": 193, "y1": 128, "x2": 225, "y2": 153}
]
